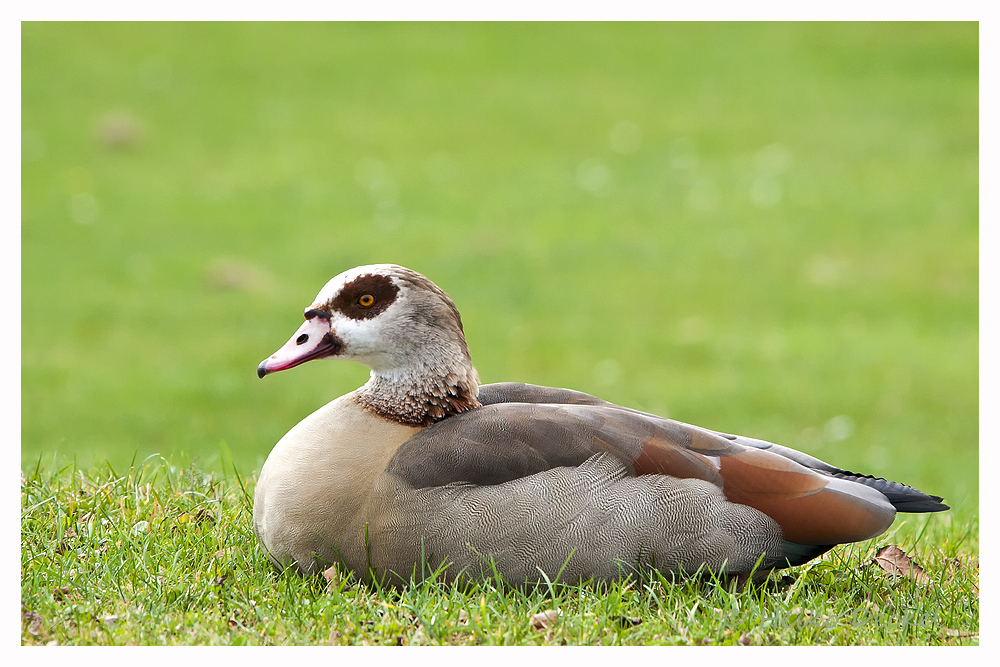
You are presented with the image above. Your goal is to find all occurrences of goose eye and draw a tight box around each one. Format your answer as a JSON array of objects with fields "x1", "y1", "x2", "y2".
[{"x1": 358, "y1": 294, "x2": 375, "y2": 308}]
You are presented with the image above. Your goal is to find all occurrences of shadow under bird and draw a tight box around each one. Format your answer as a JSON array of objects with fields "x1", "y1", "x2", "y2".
[{"x1": 254, "y1": 264, "x2": 947, "y2": 585}]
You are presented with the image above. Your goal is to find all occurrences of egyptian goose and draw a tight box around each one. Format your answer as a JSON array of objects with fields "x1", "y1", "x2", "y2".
[{"x1": 254, "y1": 264, "x2": 947, "y2": 584}]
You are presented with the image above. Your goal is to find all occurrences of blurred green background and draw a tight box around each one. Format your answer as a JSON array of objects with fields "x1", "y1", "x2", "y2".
[{"x1": 21, "y1": 23, "x2": 977, "y2": 520}]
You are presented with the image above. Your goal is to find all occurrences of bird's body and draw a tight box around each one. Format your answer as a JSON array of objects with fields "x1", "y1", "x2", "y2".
[{"x1": 254, "y1": 264, "x2": 946, "y2": 584}]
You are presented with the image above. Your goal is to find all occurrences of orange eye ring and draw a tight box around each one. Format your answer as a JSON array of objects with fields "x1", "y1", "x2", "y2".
[{"x1": 358, "y1": 294, "x2": 375, "y2": 308}]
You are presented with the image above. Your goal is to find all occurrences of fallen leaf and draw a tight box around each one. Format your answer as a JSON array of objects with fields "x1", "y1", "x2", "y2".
[
  {"x1": 530, "y1": 609, "x2": 559, "y2": 630},
  {"x1": 738, "y1": 633, "x2": 751, "y2": 646},
  {"x1": 328, "y1": 629, "x2": 343, "y2": 644},
  {"x1": 322, "y1": 565, "x2": 343, "y2": 590},
  {"x1": 872, "y1": 545, "x2": 932, "y2": 584},
  {"x1": 457, "y1": 609, "x2": 469, "y2": 625}
]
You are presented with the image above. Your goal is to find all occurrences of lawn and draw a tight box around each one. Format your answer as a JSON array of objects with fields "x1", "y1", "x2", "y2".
[{"x1": 21, "y1": 22, "x2": 978, "y2": 645}]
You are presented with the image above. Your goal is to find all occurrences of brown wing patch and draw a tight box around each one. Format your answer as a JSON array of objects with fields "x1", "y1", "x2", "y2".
[
  {"x1": 718, "y1": 448, "x2": 893, "y2": 544},
  {"x1": 633, "y1": 436, "x2": 723, "y2": 486}
]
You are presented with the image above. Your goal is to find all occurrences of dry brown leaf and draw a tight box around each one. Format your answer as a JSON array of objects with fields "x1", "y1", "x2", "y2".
[
  {"x1": 872, "y1": 545, "x2": 932, "y2": 584},
  {"x1": 322, "y1": 565, "x2": 340, "y2": 589},
  {"x1": 530, "y1": 609, "x2": 559, "y2": 630},
  {"x1": 738, "y1": 633, "x2": 751, "y2": 646}
]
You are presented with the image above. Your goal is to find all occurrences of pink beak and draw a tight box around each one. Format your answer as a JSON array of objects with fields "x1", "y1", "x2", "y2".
[{"x1": 258, "y1": 309, "x2": 342, "y2": 378}]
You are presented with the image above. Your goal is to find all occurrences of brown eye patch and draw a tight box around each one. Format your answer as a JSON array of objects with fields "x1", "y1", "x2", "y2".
[{"x1": 328, "y1": 273, "x2": 399, "y2": 320}]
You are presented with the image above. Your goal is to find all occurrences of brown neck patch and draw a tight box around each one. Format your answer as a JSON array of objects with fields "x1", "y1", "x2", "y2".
[{"x1": 357, "y1": 376, "x2": 481, "y2": 427}]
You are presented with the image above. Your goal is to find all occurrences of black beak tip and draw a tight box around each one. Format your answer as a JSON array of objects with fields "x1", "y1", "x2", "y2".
[{"x1": 257, "y1": 362, "x2": 269, "y2": 379}]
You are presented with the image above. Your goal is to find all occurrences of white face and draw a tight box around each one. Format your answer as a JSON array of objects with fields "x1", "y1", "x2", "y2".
[
  {"x1": 258, "y1": 264, "x2": 419, "y2": 377},
  {"x1": 310, "y1": 266, "x2": 410, "y2": 371}
]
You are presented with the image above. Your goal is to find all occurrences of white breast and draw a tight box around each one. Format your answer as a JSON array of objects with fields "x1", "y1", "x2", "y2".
[{"x1": 253, "y1": 391, "x2": 421, "y2": 573}]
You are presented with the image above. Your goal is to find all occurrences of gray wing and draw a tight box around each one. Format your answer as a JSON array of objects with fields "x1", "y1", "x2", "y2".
[
  {"x1": 480, "y1": 382, "x2": 947, "y2": 513},
  {"x1": 383, "y1": 394, "x2": 735, "y2": 489},
  {"x1": 366, "y1": 454, "x2": 785, "y2": 585},
  {"x1": 360, "y1": 382, "x2": 942, "y2": 584}
]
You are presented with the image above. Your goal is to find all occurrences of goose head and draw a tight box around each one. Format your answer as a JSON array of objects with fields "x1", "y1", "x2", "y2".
[{"x1": 258, "y1": 264, "x2": 481, "y2": 425}]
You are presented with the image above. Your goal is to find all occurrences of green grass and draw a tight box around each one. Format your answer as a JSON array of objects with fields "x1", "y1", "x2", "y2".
[
  {"x1": 20, "y1": 459, "x2": 978, "y2": 645},
  {"x1": 21, "y1": 22, "x2": 978, "y2": 645}
]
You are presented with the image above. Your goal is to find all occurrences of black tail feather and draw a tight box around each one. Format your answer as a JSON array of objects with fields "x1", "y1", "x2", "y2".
[{"x1": 828, "y1": 469, "x2": 949, "y2": 512}]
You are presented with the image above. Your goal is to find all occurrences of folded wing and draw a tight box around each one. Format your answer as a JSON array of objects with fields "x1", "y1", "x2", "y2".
[{"x1": 386, "y1": 383, "x2": 944, "y2": 557}]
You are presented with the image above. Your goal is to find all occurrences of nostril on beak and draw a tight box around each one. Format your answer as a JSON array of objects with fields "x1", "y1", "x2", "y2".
[
  {"x1": 296, "y1": 334, "x2": 308, "y2": 345},
  {"x1": 304, "y1": 308, "x2": 330, "y2": 321}
]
